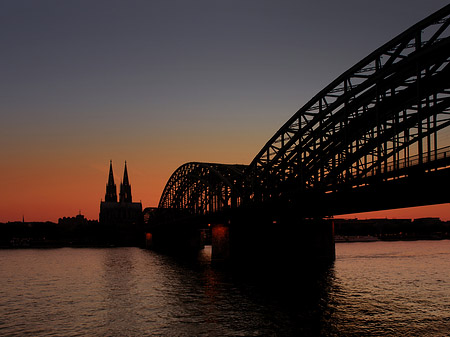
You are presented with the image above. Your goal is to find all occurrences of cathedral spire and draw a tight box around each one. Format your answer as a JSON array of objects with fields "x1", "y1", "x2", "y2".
[
  {"x1": 120, "y1": 161, "x2": 132, "y2": 203},
  {"x1": 108, "y1": 160, "x2": 115, "y2": 185},
  {"x1": 123, "y1": 160, "x2": 129, "y2": 186},
  {"x1": 105, "y1": 160, "x2": 117, "y2": 202}
]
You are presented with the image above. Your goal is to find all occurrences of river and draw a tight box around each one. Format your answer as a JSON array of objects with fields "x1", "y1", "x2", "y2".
[{"x1": 0, "y1": 240, "x2": 449, "y2": 336}]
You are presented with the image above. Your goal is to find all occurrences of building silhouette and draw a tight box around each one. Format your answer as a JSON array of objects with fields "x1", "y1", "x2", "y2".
[{"x1": 99, "y1": 161, "x2": 143, "y2": 226}]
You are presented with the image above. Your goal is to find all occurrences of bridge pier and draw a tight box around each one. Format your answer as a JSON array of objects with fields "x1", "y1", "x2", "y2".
[
  {"x1": 147, "y1": 210, "x2": 335, "y2": 267},
  {"x1": 149, "y1": 225, "x2": 205, "y2": 256},
  {"x1": 211, "y1": 224, "x2": 230, "y2": 262},
  {"x1": 211, "y1": 212, "x2": 335, "y2": 268}
]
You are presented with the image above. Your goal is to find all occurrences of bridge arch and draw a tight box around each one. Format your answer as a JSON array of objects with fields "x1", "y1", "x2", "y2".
[
  {"x1": 158, "y1": 162, "x2": 247, "y2": 214},
  {"x1": 158, "y1": 5, "x2": 450, "y2": 216},
  {"x1": 248, "y1": 5, "x2": 450, "y2": 202}
]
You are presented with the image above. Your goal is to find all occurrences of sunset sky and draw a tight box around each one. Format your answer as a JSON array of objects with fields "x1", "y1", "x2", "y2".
[{"x1": 1, "y1": 0, "x2": 449, "y2": 222}]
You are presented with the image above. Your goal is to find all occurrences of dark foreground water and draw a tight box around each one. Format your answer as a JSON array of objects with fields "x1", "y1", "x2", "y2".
[{"x1": 1, "y1": 241, "x2": 449, "y2": 336}]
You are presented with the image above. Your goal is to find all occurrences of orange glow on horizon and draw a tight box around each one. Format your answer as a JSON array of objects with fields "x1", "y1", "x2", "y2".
[
  {"x1": 0, "y1": 158, "x2": 166, "y2": 223},
  {"x1": 335, "y1": 203, "x2": 450, "y2": 221},
  {"x1": 1, "y1": 155, "x2": 449, "y2": 223}
]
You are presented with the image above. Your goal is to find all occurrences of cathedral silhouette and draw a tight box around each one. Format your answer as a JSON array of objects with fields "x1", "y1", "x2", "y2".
[{"x1": 99, "y1": 161, "x2": 143, "y2": 226}]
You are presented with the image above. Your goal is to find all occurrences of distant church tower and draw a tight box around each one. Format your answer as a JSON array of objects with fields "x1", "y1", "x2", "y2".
[
  {"x1": 105, "y1": 160, "x2": 117, "y2": 202},
  {"x1": 119, "y1": 161, "x2": 132, "y2": 203},
  {"x1": 99, "y1": 161, "x2": 143, "y2": 227}
]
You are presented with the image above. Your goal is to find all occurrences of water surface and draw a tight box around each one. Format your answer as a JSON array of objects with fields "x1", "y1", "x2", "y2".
[{"x1": 0, "y1": 241, "x2": 449, "y2": 336}]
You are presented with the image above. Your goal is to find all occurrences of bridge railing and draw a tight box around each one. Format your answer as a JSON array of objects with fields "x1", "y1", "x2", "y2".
[{"x1": 364, "y1": 145, "x2": 450, "y2": 178}]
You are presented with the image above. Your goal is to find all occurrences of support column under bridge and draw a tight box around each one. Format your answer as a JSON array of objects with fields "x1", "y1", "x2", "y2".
[
  {"x1": 147, "y1": 221, "x2": 206, "y2": 256},
  {"x1": 211, "y1": 210, "x2": 335, "y2": 268}
]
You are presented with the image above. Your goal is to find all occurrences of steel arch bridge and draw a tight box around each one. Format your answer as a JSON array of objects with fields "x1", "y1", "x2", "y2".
[
  {"x1": 159, "y1": 162, "x2": 248, "y2": 214},
  {"x1": 159, "y1": 5, "x2": 450, "y2": 217}
]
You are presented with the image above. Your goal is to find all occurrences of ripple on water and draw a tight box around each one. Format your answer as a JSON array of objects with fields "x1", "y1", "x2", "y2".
[{"x1": 0, "y1": 242, "x2": 449, "y2": 336}]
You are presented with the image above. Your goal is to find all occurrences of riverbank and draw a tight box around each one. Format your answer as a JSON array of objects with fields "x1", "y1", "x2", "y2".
[{"x1": 335, "y1": 233, "x2": 450, "y2": 243}]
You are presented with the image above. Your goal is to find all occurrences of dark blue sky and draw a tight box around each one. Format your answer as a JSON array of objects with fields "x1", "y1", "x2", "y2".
[
  {"x1": 3, "y1": 1, "x2": 448, "y2": 135},
  {"x1": 1, "y1": 0, "x2": 449, "y2": 220}
]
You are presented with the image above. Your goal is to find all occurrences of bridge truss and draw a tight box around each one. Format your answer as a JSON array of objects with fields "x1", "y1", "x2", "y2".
[
  {"x1": 159, "y1": 162, "x2": 247, "y2": 214},
  {"x1": 159, "y1": 5, "x2": 450, "y2": 215},
  {"x1": 249, "y1": 4, "x2": 450, "y2": 203}
]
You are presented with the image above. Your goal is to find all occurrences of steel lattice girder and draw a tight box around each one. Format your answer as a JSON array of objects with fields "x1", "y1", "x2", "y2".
[
  {"x1": 158, "y1": 162, "x2": 247, "y2": 214},
  {"x1": 158, "y1": 5, "x2": 450, "y2": 213},
  {"x1": 247, "y1": 5, "x2": 450, "y2": 200}
]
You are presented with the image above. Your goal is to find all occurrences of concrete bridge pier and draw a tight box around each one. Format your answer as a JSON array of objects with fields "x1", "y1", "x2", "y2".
[
  {"x1": 149, "y1": 225, "x2": 205, "y2": 256},
  {"x1": 211, "y1": 215, "x2": 335, "y2": 269}
]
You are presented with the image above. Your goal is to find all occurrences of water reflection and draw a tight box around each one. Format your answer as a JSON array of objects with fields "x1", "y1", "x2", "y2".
[
  {"x1": 101, "y1": 248, "x2": 141, "y2": 335},
  {"x1": 146, "y1": 246, "x2": 338, "y2": 336},
  {"x1": 228, "y1": 263, "x2": 338, "y2": 336},
  {"x1": 332, "y1": 241, "x2": 450, "y2": 336},
  {"x1": 1, "y1": 242, "x2": 448, "y2": 336}
]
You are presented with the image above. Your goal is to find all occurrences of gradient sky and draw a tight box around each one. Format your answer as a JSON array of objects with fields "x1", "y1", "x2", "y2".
[{"x1": 1, "y1": 0, "x2": 449, "y2": 222}]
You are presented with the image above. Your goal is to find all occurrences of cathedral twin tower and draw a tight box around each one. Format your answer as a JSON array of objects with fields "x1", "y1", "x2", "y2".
[
  {"x1": 105, "y1": 160, "x2": 132, "y2": 203},
  {"x1": 100, "y1": 161, "x2": 142, "y2": 226}
]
